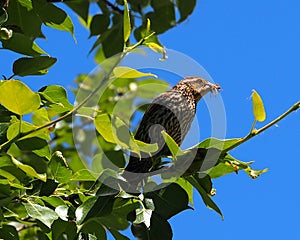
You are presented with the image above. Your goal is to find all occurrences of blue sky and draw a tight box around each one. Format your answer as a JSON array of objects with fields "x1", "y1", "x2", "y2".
[{"x1": 1, "y1": 0, "x2": 300, "y2": 239}]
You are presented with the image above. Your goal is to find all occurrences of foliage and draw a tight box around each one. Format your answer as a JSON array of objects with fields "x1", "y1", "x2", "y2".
[{"x1": 0, "y1": 0, "x2": 299, "y2": 239}]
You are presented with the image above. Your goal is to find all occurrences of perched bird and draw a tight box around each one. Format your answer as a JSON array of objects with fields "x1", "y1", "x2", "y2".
[{"x1": 123, "y1": 76, "x2": 220, "y2": 187}]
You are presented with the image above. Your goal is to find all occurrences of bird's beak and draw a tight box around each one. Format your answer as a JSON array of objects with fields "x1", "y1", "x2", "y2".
[{"x1": 207, "y1": 82, "x2": 221, "y2": 95}]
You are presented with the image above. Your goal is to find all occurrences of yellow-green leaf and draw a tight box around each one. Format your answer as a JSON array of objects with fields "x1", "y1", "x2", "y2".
[
  {"x1": 94, "y1": 113, "x2": 158, "y2": 156},
  {"x1": 94, "y1": 113, "x2": 115, "y2": 143},
  {"x1": 161, "y1": 131, "x2": 185, "y2": 157},
  {"x1": 11, "y1": 156, "x2": 47, "y2": 182},
  {"x1": 251, "y1": 90, "x2": 266, "y2": 122},
  {"x1": 123, "y1": 0, "x2": 131, "y2": 43},
  {"x1": 0, "y1": 80, "x2": 41, "y2": 115},
  {"x1": 146, "y1": 18, "x2": 151, "y2": 35},
  {"x1": 145, "y1": 42, "x2": 167, "y2": 61},
  {"x1": 113, "y1": 66, "x2": 157, "y2": 79}
]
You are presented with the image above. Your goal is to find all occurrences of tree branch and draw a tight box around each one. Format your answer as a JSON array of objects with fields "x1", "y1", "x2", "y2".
[
  {"x1": 101, "y1": 0, "x2": 124, "y2": 14},
  {"x1": 222, "y1": 101, "x2": 300, "y2": 153}
]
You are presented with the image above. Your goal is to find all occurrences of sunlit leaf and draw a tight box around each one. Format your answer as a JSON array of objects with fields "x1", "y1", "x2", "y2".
[
  {"x1": 245, "y1": 167, "x2": 268, "y2": 179},
  {"x1": 136, "y1": 78, "x2": 169, "y2": 99},
  {"x1": 6, "y1": 119, "x2": 50, "y2": 141},
  {"x1": 55, "y1": 205, "x2": 69, "y2": 221},
  {"x1": 71, "y1": 169, "x2": 96, "y2": 181},
  {"x1": 145, "y1": 42, "x2": 167, "y2": 61},
  {"x1": 123, "y1": 0, "x2": 131, "y2": 43},
  {"x1": 11, "y1": 155, "x2": 47, "y2": 182},
  {"x1": 197, "y1": 137, "x2": 240, "y2": 151},
  {"x1": 0, "y1": 80, "x2": 41, "y2": 115},
  {"x1": 134, "y1": 208, "x2": 152, "y2": 228},
  {"x1": 39, "y1": 85, "x2": 73, "y2": 113},
  {"x1": 113, "y1": 66, "x2": 157, "y2": 79},
  {"x1": 95, "y1": 113, "x2": 157, "y2": 155},
  {"x1": 161, "y1": 131, "x2": 185, "y2": 157},
  {"x1": 13, "y1": 56, "x2": 57, "y2": 76},
  {"x1": 23, "y1": 202, "x2": 59, "y2": 228},
  {"x1": 252, "y1": 89, "x2": 266, "y2": 122}
]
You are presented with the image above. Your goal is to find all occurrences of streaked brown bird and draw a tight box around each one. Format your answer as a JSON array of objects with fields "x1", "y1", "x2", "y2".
[{"x1": 123, "y1": 76, "x2": 220, "y2": 186}]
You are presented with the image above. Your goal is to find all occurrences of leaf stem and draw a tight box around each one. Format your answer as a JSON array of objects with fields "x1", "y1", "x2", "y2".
[{"x1": 222, "y1": 101, "x2": 300, "y2": 154}]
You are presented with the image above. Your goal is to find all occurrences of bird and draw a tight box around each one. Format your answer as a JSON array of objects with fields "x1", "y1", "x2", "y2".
[{"x1": 122, "y1": 76, "x2": 221, "y2": 189}]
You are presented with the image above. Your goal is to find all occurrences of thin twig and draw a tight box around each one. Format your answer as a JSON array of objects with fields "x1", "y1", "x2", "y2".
[
  {"x1": 222, "y1": 101, "x2": 300, "y2": 154},
  {"x1": 101, "y1": 0, "x2": 124, "y2": 14}
]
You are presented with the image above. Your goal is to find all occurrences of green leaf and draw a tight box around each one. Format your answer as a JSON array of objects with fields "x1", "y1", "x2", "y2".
[
  {"x1": 48, "y1": 151, "x2": 73, "y2": 184},
  {"x1": 64, "y1": 0, "x2": 90, "y2": 23},
  {"x1": 23, "y1": 202, "x2": 59, "y2": 228},
  {"x1": 131, "y1": 213, "x2": 173, "y2": 240},
  {"x1": 52, "y1": 219, "x2": 77, "y2": 240},
  {"x1": 101, "y1": 25, "x2": 124, "y2": 57},
  {"x1": 252, "y1": 89, "x2": 266, "y2": 122},
  {"x1": 0, "y1": 80, "x2": 41, "y2": 115},
  {"x1": 197, "y1": 137, "x2": 240, "y2": 151},
  {"x1": 33, "y1": 0, "x2": 75, "y2": 40},
  {"x1": 1, "y1": 32, "x2": 46, "y2": 56},
  {"x1": 123, "y1": 0, "x2": 131, "y2": 43},
  {"x1": 161, "y1": 131, "x2": 185, "y2": 157},
  {"x1": 108, "y1": 228, "x2": 130, "y2": 240},
  {"x1": 41, "y1": 196, "x2": 66, "y2": 208},
  {"x1": 94, "y1": 113, "x2": 115, "y2": 143},
  {"x1": 5, "y1": 0, "x2": 42, "y2": 38},
  {"x1": 136, "y1": 78, "x2": 169, "y2": 99},
  {"x1": 55, "y1": 205, "x2": 69, "y2": 221},
  {"x1": 71, "y1": 169, "x2": 96, "y2": 181},
  {"x1": 113, "y1": 66, "x2": 157, "y2": 79},
  {"x1": 0, "y1": 225, "x2": 18, "y2": 240},
  {"x1": 11, "y1": 155, "x2": 47, "y2": 182},
  {"x1": 147, "y1": 0, "x2": 175, "y2": 34},
  {"x1": 76, "y1": 195, "x2": 115, "y2": 224},
  {"x1": 32, "y1": 108, "x2": 50, "y2": 126},
  {"x1": 6, "y1": 119, "x2": 50, "y2": 141},
  {"x1": 145, "y1": 183, "x2": 190, "y2": 219},
  {"x1": 176, "y1": 0, "x2": 196, "y2": 23},
  {"x1": 89, "y1": 14, "x2": 110, "y2": 37},
  {"x1": 175, "y1": 178, "x2": 193, "y2": 205},
  {"x1": 207, "y1": 162, "x2": 235, "y2": 179},
  {"x1": 16, "y1": 137, "x2": 51, "y2": 159},
  {"x1": 0, "y1": 8, "x2": 8, "y2": 25},
  {"x1": 186, "y1": 175, "x2": 223, "y2": 219},
  {"x1": 39, "y1": 85, "x2": 73, "y2": 114},
  {"x1": 13, "y1": 56, "x2": 57, "y2": 77},
  {"x1": 95, "y1": 113, "x2": 157, "y2": 155},
  {"x1": 80, "y1": 219, "x2": 107, "y2": 239},
  {"x1": 134, "y1": 208, "x2": 152, "y2": 228}
]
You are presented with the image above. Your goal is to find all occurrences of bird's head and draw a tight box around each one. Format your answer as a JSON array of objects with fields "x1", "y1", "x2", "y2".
[{"x1": 174, "y1": 76, "x2": 221, "y2": 102}]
